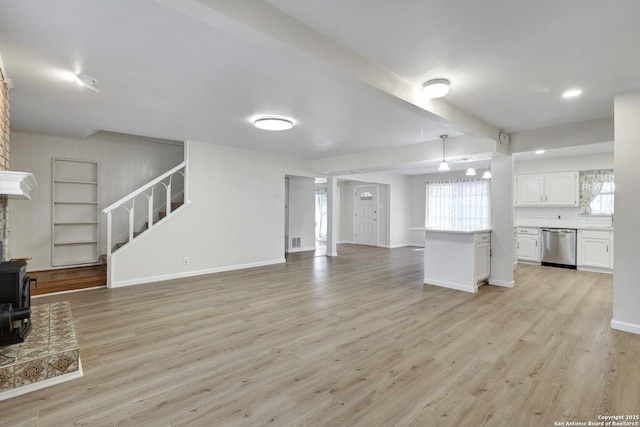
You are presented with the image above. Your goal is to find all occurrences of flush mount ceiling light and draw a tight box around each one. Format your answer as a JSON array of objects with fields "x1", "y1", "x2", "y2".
[
  {"x1": 253, "y1": 117, "x2": 294, "y2": 131},
  {"x1": 438, "y1": 134, "x2": 450, "y2": 171},
  {"x1": 535, "y1": 149, "x2": 545, "y2": 155},
  {"x1": 465, "y1": 167, "x2": 477, "y2": 176},
  {"x1": 423, "y1": 78, "x2": 450, "y2": 99},
  {"x1": 75, "y1": 74, "x2": 97, "y2": 87},
  {"x1": 562, "y1": 88, "x2": 582, "y2": 98}
]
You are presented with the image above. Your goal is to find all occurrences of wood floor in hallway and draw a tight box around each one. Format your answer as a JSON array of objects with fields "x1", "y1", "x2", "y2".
[{"x1": 1, "y1": 244, "x2": 638, "y2": 426}]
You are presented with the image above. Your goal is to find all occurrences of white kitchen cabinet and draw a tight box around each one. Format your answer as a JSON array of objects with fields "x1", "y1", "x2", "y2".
[
  {"x1": 515, "y1": 172, "x2": 578, "y2": 207},
  {"x1": 577, "y1": 230, "x2": 613, "y2": 271},
  {"x1": 514, "y1": 175, "x2": 545, "y2": 206},
  {"x1": 516, "y1": 227, "x2": 540, "y2": 263},
  {"x1": 475, "y1": 233, "x2": 491, "y2": 281},
  {"x1": 423, "y1": 230, "x2": 491, "y2": 293}
]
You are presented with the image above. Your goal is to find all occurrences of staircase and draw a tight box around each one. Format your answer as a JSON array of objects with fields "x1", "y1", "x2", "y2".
[
  {"x1": 103, "y1": 162, "x2": 188, "y2": 260},
  {"x1": 110, "y1": 201, "x2": 184, "y2": 252}
]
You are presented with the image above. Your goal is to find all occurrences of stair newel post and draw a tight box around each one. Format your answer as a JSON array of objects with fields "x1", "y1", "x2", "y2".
[
  {"x1": 106, "y1": 210, "x2": 112, "y2": 257},
  {"x1": 129, "y1": 205, "x2": 135, "y2": 243}
]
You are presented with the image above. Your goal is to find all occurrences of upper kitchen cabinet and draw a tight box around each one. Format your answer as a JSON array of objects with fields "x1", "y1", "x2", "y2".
[{"x1": 515, "y1": 172, "x2": 578, "y2": 207}]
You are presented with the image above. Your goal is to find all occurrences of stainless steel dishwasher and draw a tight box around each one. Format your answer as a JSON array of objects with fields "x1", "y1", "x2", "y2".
[{"x1": 541, "y1": 228, "x2": 577, "y2": 269}]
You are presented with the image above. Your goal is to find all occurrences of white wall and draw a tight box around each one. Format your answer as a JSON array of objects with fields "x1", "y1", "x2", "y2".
[
  {"x1": 514, "y1": 152, "x2": 614, "y2": 229},
  {"x1": 109, "y1": 141, "x2": 314, "y2": 287},
  {"x1": 285, "y1": 176, "x2": 315, "y2": 252},
  {"x1": 8, "y1": 131, "x2": 184, "y2": 270},
  {"x1": 612, "y1": 90, "x2": 640, "y2": 334},
  {"x1": 337, "y1": 172, "x2": 411, "y2": 248}
]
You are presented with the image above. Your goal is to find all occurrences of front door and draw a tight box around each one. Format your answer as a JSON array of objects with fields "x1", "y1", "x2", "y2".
[{"x1": 355, "y1": 185, "x2": 378, "y2": 246}]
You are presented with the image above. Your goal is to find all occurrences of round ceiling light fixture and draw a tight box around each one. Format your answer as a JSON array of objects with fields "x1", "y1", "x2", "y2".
[
  {"x1": 423, "y1": 78, "x2": 450, "y2": 98},
  {"x1": 562, "y1": 88, "x2": 582, "y2": 98},
  {"x1": 253, "y1": 117, "x2": 294, "y2": 131}
]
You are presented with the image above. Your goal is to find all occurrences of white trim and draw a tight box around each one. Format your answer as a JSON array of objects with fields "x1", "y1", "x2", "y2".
[
  {"x1": 32, "y1": 286, "x2": 105, "y2": 298},
  {"x1": 326, "y1": 252, "x2": 338, "y2": 257},
  {"x1": 424, "y1": 278, "x2": 478, "y2": 293},
  {"x1": 488, "y1": 278, "x2": 515, "y2": 288},
  {"x1": 286, "y1": 246, "x2": 316, "y2": 253},
  {"x1": 379, "y1": 243, "x2": 422, "y2": 249},
  {"x1": 109, "y1": 258, "x2": 286, "y2": 288},
  {"x1": 611, "y1": 319, "x2": 640, "y2": 335},
  {"x1": 577, "y1": 266, "x2": 613, "y2": 275},
  {"x1": 0, "y1": 359, "x2": 83, "y2": 402},
  {"x1": 338, "y1": 240, "x2": 355, "y2": 244}
]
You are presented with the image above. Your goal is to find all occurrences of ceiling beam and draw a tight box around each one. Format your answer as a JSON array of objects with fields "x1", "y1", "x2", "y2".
[{"x1": 157, "y1": 0, "x2": 501, "y2": 143}]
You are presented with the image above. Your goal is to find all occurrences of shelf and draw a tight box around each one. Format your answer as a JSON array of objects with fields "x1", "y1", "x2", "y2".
[
  {"x1": 53, "y1": 240, "x2": 98, "y2": 246},
  {"x1": 54, "y1": 180, "x2": 98, "y2": 185},
  {"x1": 52, "y1": 158, "x2": 100, "y2": 267},
  {"x1": 52, "y1": 258, "x2": 100, "y2": 267},
  {"x1": 54, "y1": 201, "x2": 98, "y2": 205}
]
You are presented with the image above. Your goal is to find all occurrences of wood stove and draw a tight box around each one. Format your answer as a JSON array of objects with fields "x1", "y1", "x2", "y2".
[{"x1": 0, "y1": 260, "x2": 35, "y2": 346}]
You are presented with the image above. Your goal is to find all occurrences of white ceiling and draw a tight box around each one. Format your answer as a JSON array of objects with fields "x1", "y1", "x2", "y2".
[{"x1": 1, "y1": 0, "x2": 637, "y2": 163}]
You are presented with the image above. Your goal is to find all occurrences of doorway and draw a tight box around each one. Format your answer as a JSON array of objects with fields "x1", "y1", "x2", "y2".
[{"x1": 354, "y1": 185, "x2": 378, "y2": 246}]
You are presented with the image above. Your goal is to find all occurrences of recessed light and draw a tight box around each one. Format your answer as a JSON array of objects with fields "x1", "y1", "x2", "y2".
[
  {"x1": 535, "y1": 150, "x2": 545, "y2": 155},
  {"x1": 562, "y1": 89, "x2": 582, "y2": 98},
  {"x1": 423, "y1": 79, "x2": 450, "y2": 98},
  {"x1": 253, "y1": 117, "x2": 294, "y2": 131},
  {"x1": 76, "y1": 74, "x2": 97, "y2": 87}
]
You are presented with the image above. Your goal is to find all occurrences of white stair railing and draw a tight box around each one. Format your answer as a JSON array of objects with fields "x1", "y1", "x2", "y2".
[{"x1": 103, "y1": 161, "x2": 187, "y2": 257}]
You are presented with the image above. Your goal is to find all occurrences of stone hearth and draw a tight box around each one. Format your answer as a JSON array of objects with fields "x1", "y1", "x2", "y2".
[{"x1": 0, "y1": 301, "x2": 82, "y2": 400}]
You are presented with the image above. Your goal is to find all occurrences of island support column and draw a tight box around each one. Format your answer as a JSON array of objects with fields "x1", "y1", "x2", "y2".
[
  {"x1": 489, "y1": 154, "x2": 515, "y2": 288},
  {"x1": 326, "y1": 176, "x2": 339, "y2": 257}
]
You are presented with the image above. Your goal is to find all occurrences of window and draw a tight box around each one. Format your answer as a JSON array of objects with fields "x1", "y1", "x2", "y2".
[
  {"x1": 425, "y1": 179, "x2": 491, "y2": 229},
  {"x1": 579, "y1": 170, "x2": 614, "y2": 215},
  {"x1": 359, "y1": 191, "x2": 373, "y2": 200}
]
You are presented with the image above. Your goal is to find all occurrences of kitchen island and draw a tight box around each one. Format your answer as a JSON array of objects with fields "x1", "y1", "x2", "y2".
[{"x1": 421, "y1": 227, "x2": 492, "y2": 293}]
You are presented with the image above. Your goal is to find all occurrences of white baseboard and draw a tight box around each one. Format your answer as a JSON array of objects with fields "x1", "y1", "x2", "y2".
[
  {"x1": 611, "y1": 319, "x2": 640, "y2": 335},
  {"x1": 326, "y1": 252, "x2": 338, "y2": 257},
  {"x1": 0, "y1": 359, "x2": 83, "y2": 402},
  {"x1": 286, "y1": 246, "x2": 316, "y2": 253},
  {"x1": 424, "y1": 278, "x2": 478, "y2": 293},
  {"x1": 338, "y1": 240, "x2": 355, "y2": 244},
  {"x1": 109, "y1": 258, "x2": 286, "y2": 288},
  {"x1": 488, "y1": 278, "x2": 515, "y2": 288},
  {"x1": 577, "y1": 266, "x2": 614, "y2": 275},
  {"x1": 379, "y1": 243, "x2": 421, "y2": 249}
]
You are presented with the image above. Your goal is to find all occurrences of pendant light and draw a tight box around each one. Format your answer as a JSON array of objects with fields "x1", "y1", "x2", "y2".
[
  {"x1": 465, "y1": 167, "x2": 476, "y2": 176},
  {"x1": 482, "y1": 159, "x2": 492, "y2": 179},
  {"x1": 438, "y1": 135, "x2": 450, "y2": 171}
]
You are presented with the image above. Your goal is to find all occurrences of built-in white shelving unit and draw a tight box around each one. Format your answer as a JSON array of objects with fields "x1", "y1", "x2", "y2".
[{"x1": 52, "y1": 158, "x2": 100, "y2": 266}]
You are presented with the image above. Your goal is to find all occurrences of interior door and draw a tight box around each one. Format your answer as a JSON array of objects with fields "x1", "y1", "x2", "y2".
[{"x1": 355, "y1": 185, "x2": 378, "y2": 246}]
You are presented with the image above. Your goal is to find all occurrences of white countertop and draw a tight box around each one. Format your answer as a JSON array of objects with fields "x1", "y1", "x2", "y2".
[
  {"x1": 410, "y1": 227, "x2": 492, "y2": 235},
  {"x1": 517, "y1": 224, "x2": 614, "y2": 231}
]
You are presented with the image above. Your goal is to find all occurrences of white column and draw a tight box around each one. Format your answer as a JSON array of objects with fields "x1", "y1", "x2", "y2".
[
  {"x1": 326, "y1": 176, "x2": 339, "y2": 256},
  {"x1": 612, "y1": 90, "x2": 640, "y2": 334},
  {"x1": 489, "y1": 153, "x2": 515, "y2": 288}
]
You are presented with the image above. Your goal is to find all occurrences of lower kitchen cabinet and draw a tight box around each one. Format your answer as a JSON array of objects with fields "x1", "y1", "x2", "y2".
[
  {"x1": 475, "y1": 234, "x2": 491, "y2": 282},
  {"x1": 577, "y1": 230, "x2": 613, "y2": 271},
  {"x1": 516, "y1": 227, "x2": 540, "y2": 263}
]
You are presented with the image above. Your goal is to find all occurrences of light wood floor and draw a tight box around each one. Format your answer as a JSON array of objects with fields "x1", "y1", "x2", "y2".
[{"x1": 2, "y1": 245, "x2": 638, "y2": 426}]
